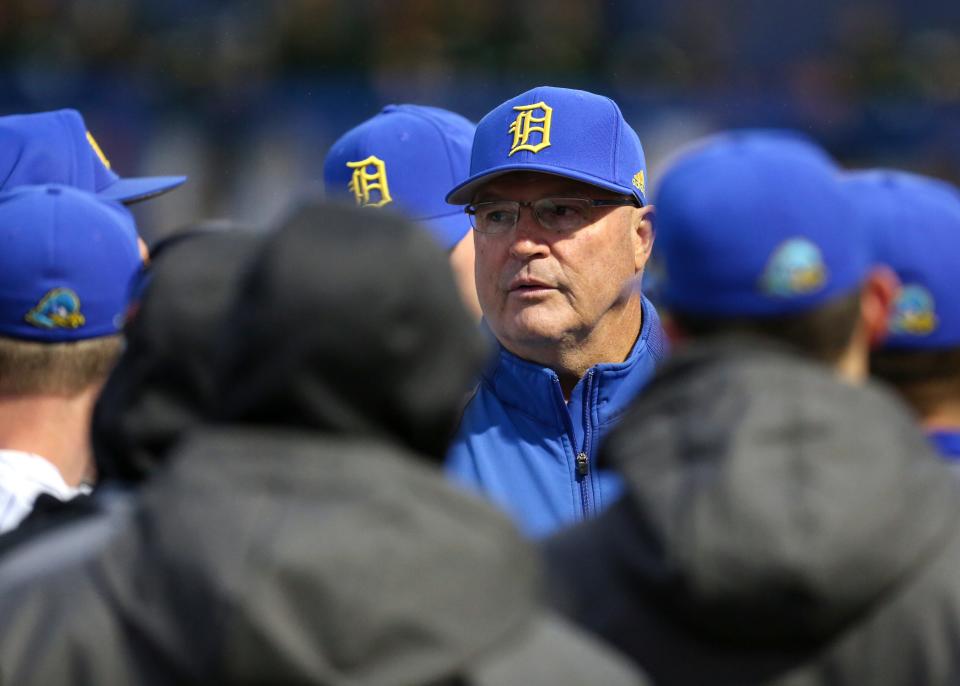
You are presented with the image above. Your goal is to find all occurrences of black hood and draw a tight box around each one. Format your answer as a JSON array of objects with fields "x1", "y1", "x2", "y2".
[
  {"x1": 93, "y1": 230, "x2": 262, "y2": 483},
  {"x1": 214, "y1": 201, "x2": 488, "y2": 462},
  {"x1": 597, "y1": 338, "x2": 960, "y2": 646}
]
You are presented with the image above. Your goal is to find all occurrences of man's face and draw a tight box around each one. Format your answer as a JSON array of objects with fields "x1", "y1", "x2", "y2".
[{"x1": 472, "y1": 172, "x2": 653, "y2": 356}]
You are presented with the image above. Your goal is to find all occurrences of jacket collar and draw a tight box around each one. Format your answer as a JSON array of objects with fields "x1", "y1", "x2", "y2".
[{"x1": 482, "y1": 296, "x2": 665, "y2": 426}]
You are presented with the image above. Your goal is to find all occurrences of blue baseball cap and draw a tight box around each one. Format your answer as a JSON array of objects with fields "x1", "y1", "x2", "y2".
[
  {"x1": 0, "y1": 184, "x2": 143, "y2": 342},
  {"x1": 846, "y1": 169, "x2": 960, "y2": 349},
  {"x1": 655, "y1": 130, "x2": 868, "y2": 317},
  {"x1": 446, "y1": 86, "x2": 647, "y2": 206},
  {"x1": 323, "y1": 104, "x2": 475, "y2": 250},
  {"x1": 0, "y1": 109, "x2": 186, "y2": 204}
]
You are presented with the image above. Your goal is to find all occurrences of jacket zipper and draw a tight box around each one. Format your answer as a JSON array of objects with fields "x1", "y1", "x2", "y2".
[{"x1": 577, "y1": 370, "x2": 595, "y2": 518}]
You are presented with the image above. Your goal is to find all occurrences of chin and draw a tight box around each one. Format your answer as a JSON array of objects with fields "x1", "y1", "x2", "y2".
[{"x1": 502, "y1": 312, "x2": 569, "y2": 347}]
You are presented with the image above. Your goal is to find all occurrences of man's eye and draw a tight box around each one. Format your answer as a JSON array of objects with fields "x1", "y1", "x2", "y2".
[
  {"x1": 483, "y1": 209, "x2": 516, "y2": 224},
  {"x1": 544, "y1": 202, "x2": 586, "y2": 219}
]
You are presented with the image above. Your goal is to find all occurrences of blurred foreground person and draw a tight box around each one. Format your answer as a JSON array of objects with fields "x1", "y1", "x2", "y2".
[
  {"x1": 0, "y1": 202, "x2": 645, "y2": 686},
  {"x1": 324, "y1": 104, "x2": 481, "y2": 319},
  {"x1": 847, "y1": 170, "x2": 960, "y2": 465},
  {"x1": 545, "y1": 132, "x2": 960, "y2": 685},
  {"x1": 92, "y1": 228, "x2": 262, "y2": 485},
  {"x1": 0, "y1": 185, "x2": 142, "y2": 534}
]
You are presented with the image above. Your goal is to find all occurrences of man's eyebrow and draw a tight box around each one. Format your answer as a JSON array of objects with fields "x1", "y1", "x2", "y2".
[{"x1": 474, "y1": 186, "x2": 591, "y2": 202}]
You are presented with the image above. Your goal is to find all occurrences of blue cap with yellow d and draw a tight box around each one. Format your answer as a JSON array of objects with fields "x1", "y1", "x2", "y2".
[
  {"x1": 446, "y1": 86, "x2": 647, "y2": 206},
  {"x1": 0, "y1": 184, "x2": 143, "y2": 342},
  {"x1": 846, "y1": 169, "x2": 960, "y2": 350},
  {"x1": 0, "y1": 109, "x2": 186, "y2": 203},
  {"x1": 323, "y1": 105, "x2": 475, "y2": 250},
  {"x1": 654, "y1": 130, "x2": 868, "y2": 317}
]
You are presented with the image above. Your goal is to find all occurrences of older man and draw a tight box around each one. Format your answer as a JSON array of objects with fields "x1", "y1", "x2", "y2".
[{"x1": 444, "y1": 86, "x2": 665, "y2": 537}]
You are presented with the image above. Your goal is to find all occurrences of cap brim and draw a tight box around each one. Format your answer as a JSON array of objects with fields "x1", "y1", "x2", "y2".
[
  {"x1": 421, "y1": 210, "x2": 471, "y2": 251},
  {"x1": 98, "y1": 176, "x2": 187, "y2": 204},
  {"x1": 446, "y1": 164, "x2": 644, "y2": 206},
  {"x1": 466, "y1": 612, "x2": 645, "y2": 686}
]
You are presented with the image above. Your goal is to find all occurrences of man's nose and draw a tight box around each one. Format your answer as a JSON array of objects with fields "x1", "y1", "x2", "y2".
[{"x1": 508, "y1": 206, "x2": 549, "y2": 259}]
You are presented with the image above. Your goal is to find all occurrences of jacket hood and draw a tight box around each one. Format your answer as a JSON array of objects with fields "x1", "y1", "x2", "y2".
[
  {"x1": 214, "y1": 201, "x2": 488, "y2": 462},
  {"x1": 105, "y1": 429, "x2": 643, "y2": 685},
  {"x1": 600, "y1": 337, "x2": 960, "y2": 646},
  {"x1": 92, "y1": 230, "x2": 261, "y2": 483}
]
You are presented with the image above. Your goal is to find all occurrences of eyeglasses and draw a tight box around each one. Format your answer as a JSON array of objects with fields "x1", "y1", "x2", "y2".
[{"x1": 465, "y1": 196, "x2": 640, "y2": 235}]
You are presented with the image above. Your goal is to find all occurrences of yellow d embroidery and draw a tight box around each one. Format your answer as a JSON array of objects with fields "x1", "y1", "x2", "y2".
[
  {"x1": 86, "y1": 131, "x2": 112, "y2": 169},
  {"x1": 508, "y1": 102, "x2": 553, "y2": 156},
  {"x1": 346, "y1": 156, "x2": 392, "y2": 208},
  {"x1": 632, "y1": 171, "x2": 645, "y2": 194}
]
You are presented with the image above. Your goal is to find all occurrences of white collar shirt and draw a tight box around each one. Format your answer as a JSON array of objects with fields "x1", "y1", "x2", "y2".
[{"x1": 0, "y1": 450, "x2": 88, "y2": 534}]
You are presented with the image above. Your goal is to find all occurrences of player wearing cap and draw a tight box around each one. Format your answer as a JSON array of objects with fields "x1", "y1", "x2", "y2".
[
  {"x1": 323, "y1": 104, "x2": 481, "y2": 319},
  {"x1": 544, "y1": 132, "x2": 960, "y2": 686},
  {"x1": 847, "y1": 170, "x2": 960, "y2": 466},
  {"x1": 0, "y1": 185, "x2": 143, "y2": 533},
  {"x1": 444, "y1": 86, "x2": 665, "y2": 538},
  {"x1": 0, "y1": 109, "x2": 186, "y2": 203},
  {"x1": 0, "y1": 109, "x2": 187, "y2": 260}
]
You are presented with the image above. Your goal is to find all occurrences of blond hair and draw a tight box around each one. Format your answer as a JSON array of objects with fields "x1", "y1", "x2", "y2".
[{"x1": 0, "y1": 335, "x2": 123, "y2": 396}]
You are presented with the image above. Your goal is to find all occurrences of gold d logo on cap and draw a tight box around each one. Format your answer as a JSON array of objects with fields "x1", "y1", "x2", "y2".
[
  {"x1": 508, "y1": 102, "x2": 553, "y2": 157},
  {"x1": 86, "y1": 131, "x2": 112, "y2": 169},
  {"x1": 346, "y1": 155, "x2": 392, "y2": 208}
]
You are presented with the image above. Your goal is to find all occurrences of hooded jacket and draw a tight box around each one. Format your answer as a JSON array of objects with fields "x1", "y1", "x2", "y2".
[
  {"x1": 446, "y1": 296, "x2": 667, "y2": 538},
  {"x1": 545, "y1": 338, "x2": 960, "y2": 685},
  {"x1": 0, "y1": 202, "x2": 645, "y2": 686},
  {"x1": 93, "y1": 228, "x2": 262, "y2": 483}
]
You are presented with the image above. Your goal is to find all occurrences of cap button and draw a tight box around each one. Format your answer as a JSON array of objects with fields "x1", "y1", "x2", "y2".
[{"x1": 46, "y1": 187, "x2": 62, "y2": 196}]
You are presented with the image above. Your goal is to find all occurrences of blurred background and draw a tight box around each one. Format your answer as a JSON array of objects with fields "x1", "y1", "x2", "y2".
[{"x1": 3, "y1": 0, "x2": 959, "y2": 242}]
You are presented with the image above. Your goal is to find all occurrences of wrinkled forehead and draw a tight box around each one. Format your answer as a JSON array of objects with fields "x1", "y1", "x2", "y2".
[{"x1": 473, "y1": 171, "x2": 619, "y2": 202}]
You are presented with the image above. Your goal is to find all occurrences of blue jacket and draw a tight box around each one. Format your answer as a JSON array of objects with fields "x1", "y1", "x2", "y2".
[
  {"x1": 446, "y1": 297, "x2": 667, "y2": 538},
  {"x1": 930, "y1": 430, "x2": 960, "y2": 461}
]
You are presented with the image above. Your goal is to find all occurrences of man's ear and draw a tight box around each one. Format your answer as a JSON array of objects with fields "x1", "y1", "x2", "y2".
[
  {"x1": 633, "y1": 204, "x2": 655, "y2": 272},
  {"x1": 861, "y1": 266, "x2": 900, "y2": 348}
]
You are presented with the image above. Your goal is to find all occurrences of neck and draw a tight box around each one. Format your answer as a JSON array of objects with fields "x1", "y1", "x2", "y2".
[
  {"x1": 0, "y1": 387, "x2": 99, "y2": 487},
  {"x1": 514, "y1": 294, "x2": 643, "y2": 399},
  {"x1": 921, "y1": 401, "x2": 960, "y2": 433},
  {"x1": 834, "y1": 323, "x2": 870, "y2": 385}
]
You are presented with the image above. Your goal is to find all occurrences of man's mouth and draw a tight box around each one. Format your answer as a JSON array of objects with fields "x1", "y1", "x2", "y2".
[{"x1": 508, "y1": 277, "x2": 555, "y2": 293}]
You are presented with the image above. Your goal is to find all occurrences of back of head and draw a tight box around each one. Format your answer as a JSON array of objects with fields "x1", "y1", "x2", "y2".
[
  {"x1": 93, "y1": 229, "x2": 262, "y2": 484},
  {"x1": 323, "y1": 104, "x2": 475, "y2": 250},
  {"x1": 216, "y1": 200, "x2": 488, "y2": 461},
  {"x1": 654, "y1": 130, "x2": 870, "y2": 364},
  {"x1": 849, "y1": 171, "x2": 960, "y2": 415},
  {"x1": 0, "y1": 184, "x2": 142, "y2": 396}
]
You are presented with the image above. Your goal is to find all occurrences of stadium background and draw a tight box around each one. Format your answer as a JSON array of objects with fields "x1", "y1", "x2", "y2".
[{"x1": 3, "y1": 0, "x2": 959, "y2": 241}]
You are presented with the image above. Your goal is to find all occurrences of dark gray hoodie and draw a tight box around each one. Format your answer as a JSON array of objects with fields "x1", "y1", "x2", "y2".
[
  {"x1": 0, "y1": 201, "x2": 645, "y2": 686},
  {"x1": 546, "y1": 338, "x2": 960, "y2": 685}
]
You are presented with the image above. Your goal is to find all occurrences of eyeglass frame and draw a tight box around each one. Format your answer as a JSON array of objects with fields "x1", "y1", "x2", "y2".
[{"x1": 464, "y1": 196, "x2": 641, "y2": 235}]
